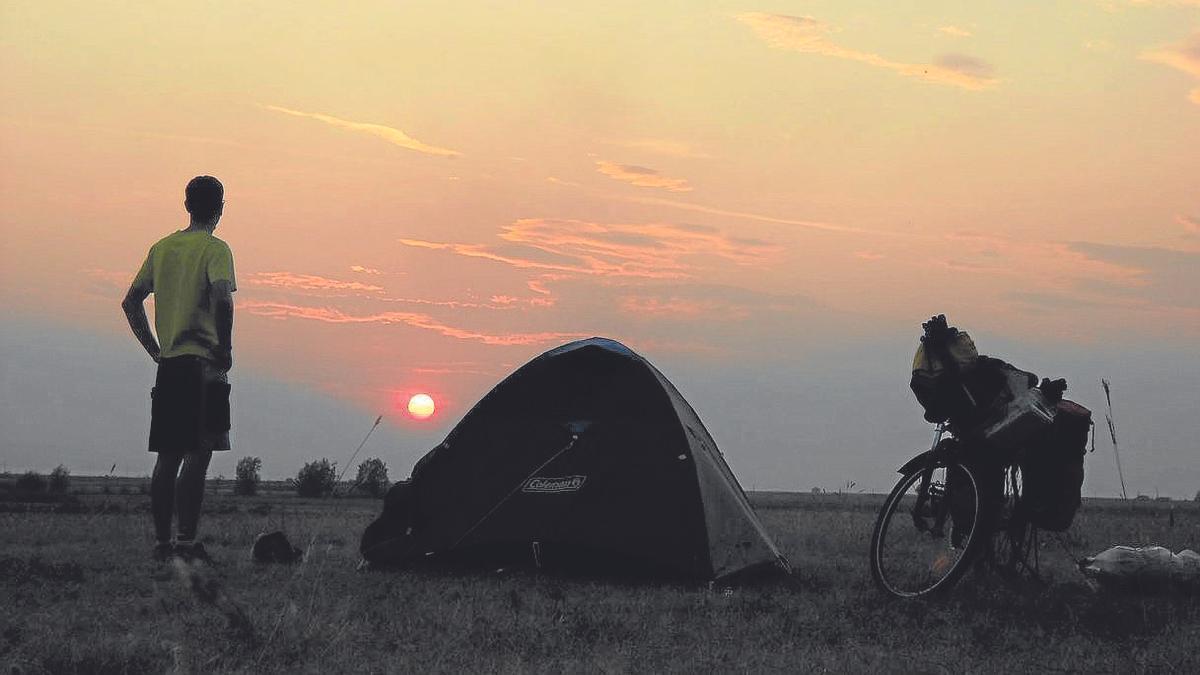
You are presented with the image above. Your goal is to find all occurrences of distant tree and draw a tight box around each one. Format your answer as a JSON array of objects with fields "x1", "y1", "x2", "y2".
[
  {"x1": 1195, "y1": 490, "x2": 1200, "y2": 503},
  {"x1": 295, "y1": 458, "x2": 337, "y2": 498},
  {"x1": 48, "y1": 465, "x2": 71, "y2": 494},
  {"x1": 235, "y1": 456, "x2": 262, "y2": 496},
  {"x1": 354, "y1": 458, "x2": 390, "y2": 498},
  {"x1": 15, "y1": 471, "x2": 46, "y2": 493}
]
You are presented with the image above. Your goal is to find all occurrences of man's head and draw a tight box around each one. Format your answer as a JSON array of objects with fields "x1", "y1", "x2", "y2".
[{"x1": 185, "y1": 175, "x2": 224, "y2": 226}]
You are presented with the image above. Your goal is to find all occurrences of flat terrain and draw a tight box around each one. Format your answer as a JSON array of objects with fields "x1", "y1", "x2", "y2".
[{"x1": 2, "y1": 486, "x2": 1198, "y2": 673}]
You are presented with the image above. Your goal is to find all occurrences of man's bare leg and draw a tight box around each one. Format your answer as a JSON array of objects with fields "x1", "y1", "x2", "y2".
[{"x1": 175, "y1": 450, "x2": 212, "y2": 543}]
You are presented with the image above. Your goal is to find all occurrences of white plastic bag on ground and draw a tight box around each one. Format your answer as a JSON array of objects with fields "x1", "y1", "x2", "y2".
[{"x1": 1081, "y1": 545, "x2": 1200, "y2": 589}]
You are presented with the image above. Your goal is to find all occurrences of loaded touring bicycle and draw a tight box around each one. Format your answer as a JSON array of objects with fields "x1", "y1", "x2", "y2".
[{"x1": 869, "y1": 316, "x2": 1093, "y2": 598}]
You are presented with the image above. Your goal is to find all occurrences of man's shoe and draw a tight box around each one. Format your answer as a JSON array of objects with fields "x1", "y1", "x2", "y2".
[
  {"x1": 174, "y1": 541, "x2": 215, "y2": 565},
  {"x1": 152, "y1": 541, "x2": 173, "y2": 563}
]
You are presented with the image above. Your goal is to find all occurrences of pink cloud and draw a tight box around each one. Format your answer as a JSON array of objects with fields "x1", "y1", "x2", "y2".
[
  {"x1": 943, "y1": 231, "x2": 1145, "y2": 287},
  {"x1": 620, "y1": 296, "x2": 751, "y2": 320},
  {"x1": 736, "y1": 13, "x2": 999, "y2": 90},
  {"x1": 624, "y1": 195, "x2": 877, "y2": 235},
  {"x1": 939, "y1": 25, "x2": 973, "y2": 38},
  {"x1": 595, "y1": 161, "x2": 693, "y2": 192},
  {"x1": 400, "y1": 218, "x2": 782, "y2": 280},
  {"x1": 245, "y1": 272, "x2": 383, "y2": 293},
  {"x1": 1140, "y1": 32, "x2": 1200, "y2": 105},
  {"x1": 1119, "y1": 1, "x2": 1200, "y2": 7},
  {"x1": 349, "y1": 265, "x2": 382, "y2": 275},
  {"x1": 1178, "y1": 214, "x2": 1200, "y2": 236},
  {"x1": 377, "y1": 296, "x2": 504, "y2": 310},
  {"x1": 606, "y1": 139, "x2": 711, "y2": 158},
  {"x1": 240, "y1": 301, "x2": 583, "y2": 346},
  {"x1": 263, "y1": 104, "x2": 461, "y2": 157},
  {"x1": 86, "y1": 268, "x2": 133, "y2": 288}
]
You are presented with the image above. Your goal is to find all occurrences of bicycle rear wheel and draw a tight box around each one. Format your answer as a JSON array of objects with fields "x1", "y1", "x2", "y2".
[
  {"x1": 988, "y1": 464, "x2": 1036, "y2": 579},
  {"x1": 870, "y1": 457, "x2": 984, "y2": 597}
]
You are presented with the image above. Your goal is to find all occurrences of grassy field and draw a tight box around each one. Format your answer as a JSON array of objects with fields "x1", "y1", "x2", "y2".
[{"x1": 2, "y1": 485, "x2": 1198, "y2": 674}]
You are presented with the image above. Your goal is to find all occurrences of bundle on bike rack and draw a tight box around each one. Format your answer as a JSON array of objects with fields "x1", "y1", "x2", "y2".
[
  {"x1": 975, "y1": 370, "x2": 1056, "y2": 453},
  {"x1": 910, "y1": 316, "x2": 979, "y2": 424}
]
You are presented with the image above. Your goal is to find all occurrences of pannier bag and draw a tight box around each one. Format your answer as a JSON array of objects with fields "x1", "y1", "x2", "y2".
[
  {"x1": 910, "y1": 330, "x2": 978, "y2": 423},
  {"x1": 1021, "y1": 399, "x2": 1091, "y2": 531}
]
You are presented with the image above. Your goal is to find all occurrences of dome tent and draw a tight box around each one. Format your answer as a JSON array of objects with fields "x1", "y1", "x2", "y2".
[{"x1": 361, "y1": 337, "x2": 789, "y2": 581}]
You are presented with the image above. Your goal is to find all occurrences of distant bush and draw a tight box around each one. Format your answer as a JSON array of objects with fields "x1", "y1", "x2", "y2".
[
  {"x1": 354, "y1": 458, "x2": 390, "y2": 498},
  {"x1": 15, "y1": 472, "x2": 46, "y2": 493},
  {"x1": 294, "y1": 459, "x2": 337, "y2": 498},
  {"x1": 48, "y1": 465, "x2": 70, "y2": 494},
  {"x1": 235, "y1": 456, "x2": 262, "y2": 496},
  {"x1": 1195, "y1": 490, "x2": 1199, "y2": 503}
]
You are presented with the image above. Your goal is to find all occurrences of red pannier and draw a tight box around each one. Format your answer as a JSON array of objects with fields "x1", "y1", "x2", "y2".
[{"x1": 1021, "y1": 399, "x2": 1092, "y2": 531}]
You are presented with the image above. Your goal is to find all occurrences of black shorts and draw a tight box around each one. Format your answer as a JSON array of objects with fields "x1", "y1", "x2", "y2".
[{"x1": 149, "y1": 356, "x2": 231, "y2": 453}]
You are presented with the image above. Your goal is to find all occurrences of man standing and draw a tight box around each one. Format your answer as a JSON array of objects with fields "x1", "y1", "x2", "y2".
[{"x1": 122, "y1": 175, "x2": 236, "y2": 563}]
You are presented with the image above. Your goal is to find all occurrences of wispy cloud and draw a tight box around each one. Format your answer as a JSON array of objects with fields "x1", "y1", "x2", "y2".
[
  {"x1": 240, "y1": 301, "x2": 583, "y2": 346},
  {"x1": 1069, "y1": 242, "x2": 1200, "y2": 309},
  {"x1": 377, "y1": 296, "x2": 502, "y2": 310},
  {"x1": 943, "y1": 231, "x2": 1145, "y2": 288},
  {"x1": 605, "y1": 139, "x2": 711, "y2": 158},
  {"x1": 1083, "y1": 39, "x2": 1115, "y2": 52},
  {"x1": 410, "y1": 362, "x2": 501, "y2": 377},
  {"x1": 1109, "y1": 0, "x2": 1200, "y2": 7},
  {"x1": 349, "y1": 265, "x2": 382, "y2": 275},
  {"x1": 736, "y1": 13, "x2": 999, "y2": 90},
  {"x1": 400, "y1": 218, "x2": 781, "y2": 280},
  {"x1": 263, "y1": 105, "x2": 461, "y2": 157},
  {"x1": 624, "y1": 195, "x2": 884, "y2": 236},
  {"x1": 855, "y1": 251, "x2": 886, "y2": 261},
  {"x1": 245, "y1": 272, "x2": 383, "y2": 293},
  {"x1": 1140, "y1": 32, "x2": 1200, "y2": 105},
  {"x1": 1179, "y1": 214, "x2": 1200, "y2": 236},
  {"x1": 595, "y1": 161, "x2": 693, "y2": 192},
  {"x1": 939, "y1": 25, "x2": 973, "y2": 38},
  {"x1": 619, "y1": 296, "x2": 751, "y2": 320}
]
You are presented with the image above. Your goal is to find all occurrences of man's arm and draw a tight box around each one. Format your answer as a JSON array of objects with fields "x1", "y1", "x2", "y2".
[
  {"x1": 121, "y1": 284, "x2": 160, "y2": 363},
  {"x1": 212, "y1": 279, "x2": 234, "y2": 372}
]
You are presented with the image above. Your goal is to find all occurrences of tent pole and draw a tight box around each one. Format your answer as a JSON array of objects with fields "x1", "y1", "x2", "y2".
[{"x1": 450, "y1": 435, "x2": 578, "y2": 551}]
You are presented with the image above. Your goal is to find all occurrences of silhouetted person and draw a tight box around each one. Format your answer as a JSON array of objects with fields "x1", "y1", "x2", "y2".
[{"x1": 122, "y1": 175, "x2": 236, "y2": 563}]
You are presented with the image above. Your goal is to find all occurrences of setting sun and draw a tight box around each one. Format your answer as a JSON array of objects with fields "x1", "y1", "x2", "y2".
[{"x1": 407, "y1": 393, "x2": 436, "y2": 420}]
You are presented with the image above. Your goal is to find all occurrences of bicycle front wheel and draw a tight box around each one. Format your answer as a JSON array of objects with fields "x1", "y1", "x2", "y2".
[{"x1": 870, "y1": 457, "x2": 984, "y2": 597}]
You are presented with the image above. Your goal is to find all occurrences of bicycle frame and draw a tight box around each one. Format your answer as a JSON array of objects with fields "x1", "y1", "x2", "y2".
[
  {"x1": 912, "y1": 423, "x2": 1040, "y2": 579},
  {"x1": 907, "y1": 424, "x2": 949, "y2": 536}
]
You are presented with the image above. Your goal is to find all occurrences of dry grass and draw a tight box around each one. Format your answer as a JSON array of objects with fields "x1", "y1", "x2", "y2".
[{"x1": 2, "y1": 492, "x2": 1198, "y2": 673}]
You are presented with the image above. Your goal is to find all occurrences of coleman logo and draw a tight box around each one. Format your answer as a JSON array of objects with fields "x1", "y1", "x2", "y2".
[{"x1": 522, "y1": 475, "x2": 587, "y2": 493}]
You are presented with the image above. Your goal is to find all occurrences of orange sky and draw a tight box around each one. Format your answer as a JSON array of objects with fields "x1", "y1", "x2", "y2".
[{"x1": 2, "y1": 2, "x2": 1198, "y2": 494}]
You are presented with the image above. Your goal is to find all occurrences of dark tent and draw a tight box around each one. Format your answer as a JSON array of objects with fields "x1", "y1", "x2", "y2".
[{"x1": 361, "y1": 337, "x2": 789, "y2": 581}]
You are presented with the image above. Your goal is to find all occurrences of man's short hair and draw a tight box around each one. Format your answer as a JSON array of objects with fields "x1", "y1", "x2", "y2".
[{"x1": 185, "y1": 176, "x2": 224, "y2": 222}]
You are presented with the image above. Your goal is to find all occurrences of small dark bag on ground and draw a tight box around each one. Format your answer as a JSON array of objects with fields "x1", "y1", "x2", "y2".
[{"x1": 1020, "y1": 399, "x2": 1091, "y2": 531}]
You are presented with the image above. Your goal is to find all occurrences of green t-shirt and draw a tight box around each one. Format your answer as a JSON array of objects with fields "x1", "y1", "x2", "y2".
[{"x1": 132, "y1": 230, "x2": 237, "y2": 361}]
